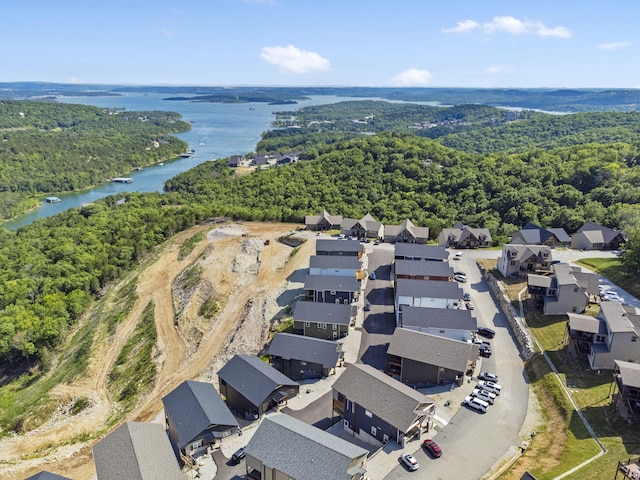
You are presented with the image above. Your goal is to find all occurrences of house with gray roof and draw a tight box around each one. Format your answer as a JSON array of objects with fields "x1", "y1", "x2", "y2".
[
  {"x1": 293, "y1": 300, "x2": 354, "y2": 339},
  {"x1": 304, "y1": 274, "x2": 360, "y2": 305},
  {"x1": 316, "y1": 239, "x2": 364, "y2": 257},
  {"x1": 438, "y1": 222, "x2": 492, "y2": 248},
  {"x1": 394, "y1": 259, "x2": 454, "y2": 283},
  {"x1": 25, "y1": 472, "x2": 72, "y2": 480},
  {"x1": 395, "y1": 278, "x2": 464, "y2": 325},
  {"x1": 497, "y1": 244, "x2": 552, "y2": 278},
  {"x1": 528, "y1": 263, "x2": 598, "y2": 315},
  {"x1": 305, "y1": 210, "x2": 343, "y2": 231},
  {"x1": 387, "y1": 328, "x2": 479, "y2": 386},
  {"x1": 245, "y1": 413, "x2": 369, "y2": 480},
  {"x1": 571, "y1": 221, "x2": 626, "y2": 251},
  {"x1": 384, "y1": 218, "x2": 429, "y2": 244},
  {"x1": 309, "y1": 255, "x2": 362, "y2": 277},
  {"x1": 217, "y1": 355, "x2": 299, "y2": 420},
  {"x1": 567, "y1": 302, "x2": 640, "y2": 369},
  {"x1": 92, "y1": 422, "x2": 183, "y2": 480},
  {"x1": 394, "y1": 243, "x2": 448, "y2": 262},
  {"x1": 162, "y1": 380, "x2": 238, "y2": 461},
  {"x1": 268, "y1": 332, "x2": 344, "y2": 380},
  {"x1": 333, "y1": 363, "x2": 436, "y2": 448},
  {"x1": 341, "y1": 213, "x2": 384, "y2": 240},
  {"x1": 613, "y1": 360, "x2": 640, "y2": 419},
  {"x1": 400, "y1": 306, "x2": 477, "y2": 342},
  {"x1": 510, "y1": 222, "x2": 571, "y2": 247}
]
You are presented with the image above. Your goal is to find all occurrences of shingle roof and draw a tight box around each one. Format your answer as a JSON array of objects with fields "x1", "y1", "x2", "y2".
[
  {"x1": 615, "y1": 360, "x2": 640, "y2": 389},
  {"x1": 217, "y1": 355, "x2": 299, "y2": 408},
  {"x1": 395, "y1": 259, "x2": 454, "y2": 278},
  {"x1": 567, "y1": 313, "x2": 604, "y2": 334},
  {"x1": 396, "y1": 278, "x2": 464, "y2": 299},
  {"x1": 316, "y1": 239, "x2": 362, "y2": 254},
  {"x1": 305, "y1": 210, "x2": 343, "y2": 226},
  {"x1": 268, "y1": 333, "x2": 343, "y2": 368},
  {"x1": 600, "y1": 302, "x2": 640, "y2": 334},
  {"x1": 527, "y1": 274, "x2": 552, "y2": 288},
  {"x1": 332, "y1": 363, "x2": 435, "y2": 432},
  {"x1": 245, "y1": 413, "x2": 368, "y2": 480},
  {"x1": 293, "y1": 301, "x2": 354, "y2": 325},
  {"x1": 385, "y1": 219, "x2": 429, "y2": 240},
  {"x1": 92, "y1": 422, "x2": 184, "y2": 480},
  {"x1": 25, "y1": 472, "x2": 72, "y2": 480},
  {"x1": 502, "y1": 244, "x2": 551, "y2": 262},
  {"x1": 401, "y1": 306, "x2": 477, "y2": 331},
  {"x1": 309, "y1": 255, "x2": 362, "y2": 270},
  {"x1": 387, "y1": 328, "x2": 479, "y2": 372},
  {"x1": 162, "y1": 380, "x2": 238, "y2": 450},
  {"x1": 577, "y1": 221, "x2": 624, "y2": 244},
  {"x1": 304, "y1": 274, "x2": 361, "y2": 293},
  {"x1": 395, "y1": 243, "x2": 448, "y2": 260}
]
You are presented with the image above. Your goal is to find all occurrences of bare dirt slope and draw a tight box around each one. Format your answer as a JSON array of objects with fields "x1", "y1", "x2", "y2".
[{"x1": 4, "y1": 221, "x2": 311, "y2": 480}]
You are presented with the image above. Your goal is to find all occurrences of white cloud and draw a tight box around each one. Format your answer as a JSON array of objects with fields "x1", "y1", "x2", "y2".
[
  {"x1": 486, "y1": 66, "x2": 516, "y2": 75},
  {"x1": 66, "y1": 76, "x2": 81, "y2": 84},
  {"x1": 597, "y1": 41, "x2": 633, "y2": 51},
  {"x1": 444, "y1": 16, "x2": 572, "y2": 38},
  {"x1": 392, "y1": 68, "x2": 432, "y2": 87},
  {"x1": 442, "y1": 19, "x2": 479, "y2": 34},
  {"x1": 260, "y1": 45, "x2": 331, "y2": 74}
]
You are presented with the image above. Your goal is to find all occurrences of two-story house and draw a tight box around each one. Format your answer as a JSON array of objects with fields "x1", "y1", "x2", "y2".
[
  {"x1": 497, "y1": 244, "x2": 552, "y2": 278},
  {"x1": 399, "y1": 306, "x2": 477, "y2": 342},
  {"x1": 268, "y1": 332, "x2": 345, "y2": 380},
  {"x1": 309, "y1": 255, "x2": 362, "y2": 277},
  {"x1": 292, "y1": 300, "x2": 354, "y2": 339},
  {"x1": 384, "y1": 218, "x2": 429, "y2": 244},
  {"x1": 510, "y1": 222, "x2": 571, "y2": 247},
  {"x1": 394, "y1": 243, "x2": 448, "y2": 262},
  {"x1": 305, "y1": 210, "x2": 343, "y2": 231},
  {"x1": 528, "y1": 263, "x2": 598, "y2": 315},
  {"x1": 341, "y1": 213, "x2": 384, "y2": 240},
  {"x1": 438, "y1": 222, "x2": 492, "y2": 248},
  {"x1": 613, "y1": 360, "x2": 640, "y2": 419},
  {"x1": 571, "y1": 222, "x2": 626, "y2": 251},
  {"x1": 395, "y1": 278, "x2": 464, "y2": 326},
  {"x1": 394, "y1": 259, "x2": 454, "y2": 284},
  {"x1": 316, "y1": 239, "x2": 364, "y2": 258},
  {"x1": 304, "y1": 275, "x2": 360, "y2": 305}
]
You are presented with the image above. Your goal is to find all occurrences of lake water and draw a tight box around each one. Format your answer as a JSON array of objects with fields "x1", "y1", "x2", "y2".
[{"x1": 4, "y1": 93, "x2": 358, "y2": 230}]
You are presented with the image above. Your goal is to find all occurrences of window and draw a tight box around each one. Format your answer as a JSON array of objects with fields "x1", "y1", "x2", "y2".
[
  {"x1": 320, "y1": 323, "x2": 327, "y2": 329},
  {"x1": 371, "y1": 426, "x2": 377, "y2": 436},
  {"x1": 596, "y1": 335, "x2": 606, "y2": 343},
  {"x1": 330, "y1": 290, "x2": 336, "y2": 295},
  {"x1": 333, "y1": 324, "x2": 337, "y2": 330},
  {"x1": 300, "y1": 361, "x2": 307, "y2": 366},
  {"x1": 510, "y1": 260, "x2": 516, "y2": 265},
  {"x1": 305, "y1": 321, "x2": 310, "y2": 328},
  {"x1": 440, "y1": 330, "x2": 445, "y2": 334},
  {"x1": 632, "y1": 336, "x2": 637, "y2": 342}
]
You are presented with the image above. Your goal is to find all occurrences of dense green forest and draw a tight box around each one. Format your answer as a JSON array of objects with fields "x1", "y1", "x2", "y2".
[{"x1": 0, "y1": 100, "x2": 190, "y2": 219}]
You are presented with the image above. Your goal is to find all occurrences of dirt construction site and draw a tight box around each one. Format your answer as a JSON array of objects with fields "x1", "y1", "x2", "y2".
[{"x1": 2, "y1": 221, "x2": 312, "y2": 480}]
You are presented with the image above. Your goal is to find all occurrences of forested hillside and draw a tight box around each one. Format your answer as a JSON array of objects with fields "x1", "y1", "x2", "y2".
[{"x1": 0, "y1": 100, "x2": 190, "y2": 219}]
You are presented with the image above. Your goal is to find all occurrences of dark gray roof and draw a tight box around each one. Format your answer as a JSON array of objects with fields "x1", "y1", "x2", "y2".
[
  {"x1": 385, "y1": 219, "x2": 429, "y2": 240},
  {"x1": 162, "y1": 380, "x2": 238, "y2": 450},
  {"x1": 395, "y1": 243, "x2": 448, "y2": 260},
  {"x1": 217, "y1": 355, "x2": 299, "y2": 408},
  {"x1": 396, "y1": 278, "x2": 464, "y2": 299},
  {"x1": 309, "y1": 255, "x2": 362, "y2": 270},
  {"x1": 567, "y1": 313, "x2": 603, "y2": 334},
  {"x1": 401, "y1": 306, "x2": 477, "y2": 331},
  {"x1": 316, "y1": 239, "x2": 362, "y2": 254},
  {"x1": 387, "y1": 328, "x2": 479, "y2": 372},
  {"x1": 304, "y1": 274, "x2": 360, "y2": 293},
  {"x1": 395, "y1": 259, "x2": 454, "y2": 277},
  {"x1": 577, "y1": 221, "x2": 624, "y2": 244},
  {"x1": 527, "y1": 274, "x2": 552, "y2": 288},
  {"x1": 245, "y1": 413, "x2": 368, "y2": 480},
  {"x1": 25, "y1": 472, "x2": 72, "y2": 480},
  {"x1": 268, "y1": 333, "x2": 343, "y2": 367},
  {"x1": 92, "y1": 422, "x2": 183, "y2": 480},
  {"x1": 615, "y1": 360, "x2": 640, "y2": 389},
  {"x1": 332, "y1": 363, "x2": 435, "y2": 432},
  {"x1": 293, "y1": 301, "x2": 354, "y2": 325}
]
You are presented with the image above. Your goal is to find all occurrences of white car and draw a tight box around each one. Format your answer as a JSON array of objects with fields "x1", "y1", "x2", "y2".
[
  {"x1": 400, "y1": 453, "x2": 420, "y2": 471},
  {"x1": 478, "y1": 372, "x2": 499, "y2": 382},
  {"x1": 478, "y1": 380, "x2": 502, "y2": 395},
  {"x1": 463, "y1": 395, "x2": 488, "y2": 413},
  {"x1": 472, "y1": 388, "x2": 496, "y2": 404}
]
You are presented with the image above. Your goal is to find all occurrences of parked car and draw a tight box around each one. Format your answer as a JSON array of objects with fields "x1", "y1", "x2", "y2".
[
  {"x1": 472, "y1": 388, "x2": 496, "y2": 405},
  {"x1": 465, "y1": 300, "x2": 475, "y2": 310},
  {"x1": 478, "y1": 371, "x2": 499, "y2": 382},
  {"x1": 369, "y1": 271, "x2": 377, "y2": 280},
  {"x1": 232, "y1": 447, "x2": 246, "y2": 463},
  {"x1": 423, "y1": 439, "x2": 442, "y2": 457},
  {"x1": 338, "y1": 234, "x2": 346, "y2": 239},
  {"x1": 363, "y1": 303, "x2": 371, "y2": 311},
  {"x1": 477, "y1": 326, "x2": 496, "y2": 339},
  {"x1": 463, "y1": 292, "x2": 472, "y2": 302},
  {"x1": 478, "y1": 380, "x2": 502, "y2": 395},
  {"x1": 374, "y1": 240, "x2": 380, "y2": 245},
  {"x1": 479, "y1": 344, "x2": 492, "y2": 358},
  {"x1": 463, "y1": 395, "x2": 488, "y2": 413},
  {"x1": 400, "y1": 452, "x2": 420, "y2": 471},
  {"x1": 455, "y1": 251, "x2": 464, "y2": 258},
  {"x1": 454, "y1": 274, "x2": 468, "y2": 283}
]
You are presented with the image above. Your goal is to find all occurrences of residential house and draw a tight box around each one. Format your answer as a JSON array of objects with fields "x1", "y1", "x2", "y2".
[
  {"x1": 162, "y1": 380, "x2": 238, "y2": 462},
  {"x1": 227, "y1": 155, "x2": 244, "y2": 168},
  {"x1": 304, "y1": 275, "x2": 360, "y2": 305},
  {"x1": 332, "y1": 363, "x2": 436, "y2": 447},
  {"x1": 245, "y1": 413, "x2": 369, "y2": 480},
  {"x1": 252, "y1": 153, "x2": 276, "y2": 166},
  {"x1": 268, "y1": 333, "x2": 345, "y2": 380},
  {"x1": 384, "y1": 218, "x2": 429, "y2": 244},
  {"x1": 438, "y1": 222, "x2": 492, "y2": 248},
  {"x1": 305, "y1": 210, "x2": 343, "y2": 231},
  {"x1": 395, "y1": 278, "x2": 464, "y2": 325},
  {"x1": 400, "y1": 306, "x2": 477, "y2": 342},
  {"x1": 571, "y1": 221, "x2": 626, "y2": 251},
  {"x1": 292, "y1": 300, "x2": 354, "y2": 339},
  {"x1": 394, "y1": 243, "x2": 448, "y2": 262},
  {"x1": 217, "y1": 355, "x2": 299, "y2": 420},
  {"x1": 316, "y1": 239, "x2": 364, "y2": 258},
  {"x1": 497, "y1": 244, "x2": 552, "y2": 278},
  {"x1": 340, "y1": 213, "x2": 384, "y2": 240},
  {"x1": 567, "y1": 302, "x2": 640, "y2": 369},
  {"x1": 276, "y1": 152, "x2": 299, "y2": 166},
  {"x1": 92, "y1": 422, "x2": 183, "y2": 480},
  {"x1": 613, "y1": 360, "x2": 640, "y2": 418},
  {"x1": 309, "y1": 255, "x2": 362, "y2": 277},
  {"x1": 394, "y1": 259, "x2": 454, "y2": 283},
  {"x1": 528, "y1": 263, "x2": 599, "y2": 315},
  {"x1": 387, "y1": 328, "x2": 479, "y2": 386},
  {"x1": 25, "y1": 472, "x2": 72, "y2": 480},
  {"x1": 510, "y1": 222, "x2": 571, "y2": 247}
]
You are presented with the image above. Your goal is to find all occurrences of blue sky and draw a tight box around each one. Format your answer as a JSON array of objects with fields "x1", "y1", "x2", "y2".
[{"x1": 3, "y1": 0, "x2": 638, "y2": 88}]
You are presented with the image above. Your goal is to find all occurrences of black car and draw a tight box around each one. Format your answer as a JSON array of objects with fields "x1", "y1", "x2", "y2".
[
  {"x1": 477, "y1": 326, "x2": 496, "y2": 339},
  {"x1": 479, "y1": 344, "x2": 492, "y2": 357},
  {"x1": 232, "y1": 447, "x2": 246, "y2": 463}
]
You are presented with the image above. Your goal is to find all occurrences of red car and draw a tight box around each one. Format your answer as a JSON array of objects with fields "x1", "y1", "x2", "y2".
[{"x1": 423, "y1": 439, "x2": 442, "y2": 457}]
